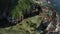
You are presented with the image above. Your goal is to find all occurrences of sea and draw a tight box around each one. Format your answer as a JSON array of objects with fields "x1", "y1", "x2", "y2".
[{"x1": 50, "y1": 0, "x2": 60, "y2": 15}]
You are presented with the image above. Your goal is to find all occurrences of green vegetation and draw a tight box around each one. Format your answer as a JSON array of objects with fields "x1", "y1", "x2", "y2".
[
  {"x1": 0, "y1": 0, "x2": 59, "y2": 34},
  {"x1": 11, "y1": 0, "x2": 32, "y2": 19},
  {"x1": 0, "y1": 15, "x2": 42, "y2": 34},
  {"x1": 0, "y1": 0, "x2": 46, "y2": 34}
]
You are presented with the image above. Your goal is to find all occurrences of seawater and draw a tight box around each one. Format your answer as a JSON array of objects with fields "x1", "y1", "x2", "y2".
[{"x1": 50, "y1": 0, "x2": 60, "y2": 15}]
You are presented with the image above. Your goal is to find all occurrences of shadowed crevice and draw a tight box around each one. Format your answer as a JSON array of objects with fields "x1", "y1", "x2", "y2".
[{"x1": 0, "y1": 1, "x2": 42, "y2": 28}]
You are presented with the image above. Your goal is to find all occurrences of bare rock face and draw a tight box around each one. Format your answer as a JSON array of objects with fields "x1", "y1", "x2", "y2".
[{"x1": 33, "y1": 0, "x2": 47, "y2": 4}]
